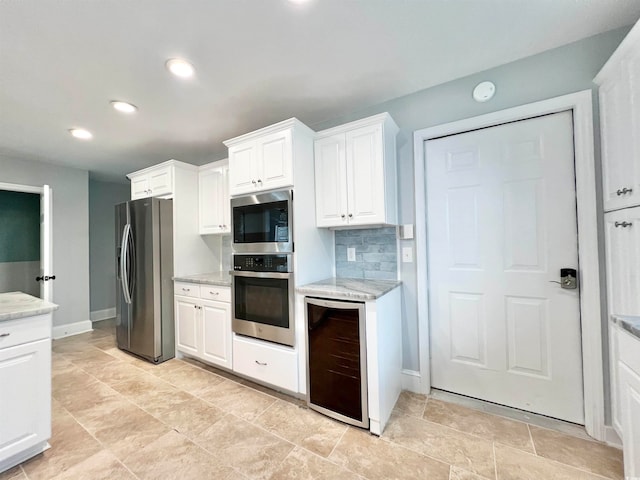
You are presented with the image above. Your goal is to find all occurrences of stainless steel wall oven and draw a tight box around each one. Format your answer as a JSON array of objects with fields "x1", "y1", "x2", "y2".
[{"x1": 231, "y1": 254, "x2": 295, "y2": 347}]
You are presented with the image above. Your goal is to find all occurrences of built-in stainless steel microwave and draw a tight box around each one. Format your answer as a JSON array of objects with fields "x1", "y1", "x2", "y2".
[{"x1": 231, "y1": 190, "x2": 293, "y2": 253}]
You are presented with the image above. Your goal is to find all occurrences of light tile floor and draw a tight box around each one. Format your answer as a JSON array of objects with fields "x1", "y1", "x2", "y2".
[{"x1": 1, "y1": 319, "x2": 624, "y2": 480}]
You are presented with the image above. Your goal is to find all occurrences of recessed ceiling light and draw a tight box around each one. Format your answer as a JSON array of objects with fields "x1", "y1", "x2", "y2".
[
  {"x1": 111, "y1": 101, "x2": 137, "y2": 113},
  {"x1": 69, "y1": 128, "x2": 93, "y2": 140},
  {"x1": 165, "y1": 58, "x2": 195, "y2": 78}
]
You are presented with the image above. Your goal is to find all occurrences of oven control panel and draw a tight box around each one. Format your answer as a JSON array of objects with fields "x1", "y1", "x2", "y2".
[{"x1": 233, "y1": 254, "x2": 292, "y2": 273}]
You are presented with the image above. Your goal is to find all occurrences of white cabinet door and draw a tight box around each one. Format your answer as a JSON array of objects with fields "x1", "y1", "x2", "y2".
[
  {"x1": 258, "y1": 129, "x2": 293, "y2": 192},
  {"x1": 130, "y1": 166, "x2": 173, "y2": 199},
  {"x1": 620, "y1": 362, "x2": 640, "y2": 478},
  {"x1": 600, "y1": 52, "x2": 640, "y2": 211},
  {"x1": 149, "y1": 167, "x2": 173, "y2": 197},
  {"x1": 131, "y1": 175, "x2": 149, "y2": 199},
  {"x1": 618, "y1": 329, "x2": 640, "y2": 478},
  {"x1": 314, "y1": 135, "x2": 348, "y2": 227},
  {"x1": 609, "y1": 323, "x2": 623, "y2": 436},
  {"x1": 175, "y1": 296, "x2": 199, "y2": 356},
  {"x1": 199, "y1": 165, "x2": 230, "y2": 234},
  {"x1": 229, "y1": 143, "x2": 258, "y2": 196},
  {"x1": 604, "y1": 207, "x2": 640, "y2": 316},
  {"x1": 0, "y1": 339, "x2": 50, "y2": 462},
  {"x1": 346, "y1": 124, "x2": 385, "y2": 225},
  {"x1": 201, "y1": 300, "x2": 232, "y2": 369}
]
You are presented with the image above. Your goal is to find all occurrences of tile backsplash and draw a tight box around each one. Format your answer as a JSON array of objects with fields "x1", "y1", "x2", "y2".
[{"x1": 335, "y1": 227, "x2": 398, "y2": 280}]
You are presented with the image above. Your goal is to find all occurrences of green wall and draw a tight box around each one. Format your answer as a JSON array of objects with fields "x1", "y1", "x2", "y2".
[{"x1": 0, "y1": 190, "x2": 40, "y2": 262}]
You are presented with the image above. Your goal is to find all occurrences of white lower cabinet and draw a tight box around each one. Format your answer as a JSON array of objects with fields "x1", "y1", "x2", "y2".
[
  {"x1": 233, "y1": 334, "x2": 298, "y2": 392},
  {"x1": 174, "y1": 283, "x2": 232, "y2": 370},
  {"x1": 616, "y1": 326, "x2": 640, "y2": 477},
  {"x1": 0, "y1": 314, "x2": 52, "y2": 473}
]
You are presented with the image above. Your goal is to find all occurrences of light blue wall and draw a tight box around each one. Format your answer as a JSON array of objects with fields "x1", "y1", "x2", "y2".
[
  {"x1": 89, "y1": 179, "x2": 130, "y2": 313},
  {"x1": 0, "y1": 154, "x2": 90, "y2": 328},
  {"x1": 311, "y1": 26, "x2": 630, "y2": 374}
]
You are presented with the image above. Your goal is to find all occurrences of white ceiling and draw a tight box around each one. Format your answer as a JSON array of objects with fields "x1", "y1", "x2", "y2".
[{"x1": 1, "y1": 0, "x2": 639, "y2": 183}]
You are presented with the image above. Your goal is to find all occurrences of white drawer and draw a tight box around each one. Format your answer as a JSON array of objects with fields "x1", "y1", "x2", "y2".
[
  {"x1": 200, "y1": 285, "x2": 231, "y2": 303},
  {"x1": 233, "y1": 335, "x2": 298, "y2": 392},
  {"x1": 175, "y1": 282, "x2": 199, "y2": 298},
  {"x1": 0, "y1": 314, "x2": 51, "y2": 350}
]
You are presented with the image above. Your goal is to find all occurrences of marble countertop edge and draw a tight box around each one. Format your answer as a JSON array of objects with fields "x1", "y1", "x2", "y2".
[
  {"x1": 611, "y1": 314, "x2": 640, "y2": 341},
  {"x1": 173, "y1": 272, "x2": 232, "y2": 286},
  {"x1": 297, "y1": 277, "x2": 401, "y2": 300},
  {"x1": 0, "y1": 291, "x2": 59, "y2": 322}
]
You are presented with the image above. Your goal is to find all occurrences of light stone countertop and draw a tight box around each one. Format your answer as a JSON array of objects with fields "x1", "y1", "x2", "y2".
[
  {"x1": 173, "y1": 272, "x2": 232, "y2": 286},
  {"x1": 297, "y1": 277, "x2": 401, "y2": 301},
  {"x1": 0, "y1": 291, "x2": 59, "y2": 322},
  {"x1": 611, "y1": 314, "x2": 640, "y2": 341}
]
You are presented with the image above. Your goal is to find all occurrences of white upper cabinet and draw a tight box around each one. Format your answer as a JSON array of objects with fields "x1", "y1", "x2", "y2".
[
  {"x1": 128, "y1": 162, "x2": 174, "y2": 199},
  {"x1": 595, "y1": 23, "x2": 640, "y2": 212},
  {"x1": 314, "y1": 113, "x2": 399, "y2": 228},
  {"x1": 604, "y1": 206, "x2": 640, "y2": 317},
  {"x1": 199, "y1": 160, "x2": 230, "y2": 235},
  {"x1": 225, "y1": 120, "x2": 300, "y2": 196}
]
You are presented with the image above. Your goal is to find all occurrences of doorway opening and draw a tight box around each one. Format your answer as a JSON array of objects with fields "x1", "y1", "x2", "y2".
[{"x1": 0, "y1": 182, "x2": 52, "y2": 302}]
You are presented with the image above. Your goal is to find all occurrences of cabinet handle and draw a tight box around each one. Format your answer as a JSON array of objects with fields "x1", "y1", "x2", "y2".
[
  {"x1": 194, "y1": 305, "x2": 197, "y2": 309},
  {"x1": 0, "y1": 333, "x2": 10, "y2": 338},
  {"x1": 209, "y1": 291, "x2": 219, "y2": 296},
  {"x1": 257, "y1": 179, "x2": 262, "y2": 184},
  {"x1": 255, "y1": 360, "x2": 267, "y2": 366},
  {"x1": 252, "y1": 180, "x2": 257, "y2": 185},
  {"x1": 614, "y1": 221, "x2": 632, "y2": 228},
  {"x1": 182, "y1": 288, "x2": 190, "y2": 292},
  {"x1": 341, "y1": 214, "x2": 346, "y2": 219},
  {"x1": 616, "y1": 187, "x2": 633, "y2": 196},
  {"x1": 348, "y1": 213, "x2": 353, "y2": 218}
]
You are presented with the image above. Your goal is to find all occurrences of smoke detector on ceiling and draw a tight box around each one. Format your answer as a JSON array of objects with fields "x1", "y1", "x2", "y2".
[{"x1": 472, "y1": 81, "x2": 496, "y2": 102}]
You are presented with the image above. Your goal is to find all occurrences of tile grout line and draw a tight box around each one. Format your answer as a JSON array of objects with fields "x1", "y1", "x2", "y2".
[
  {"x1": 50, "y1": 398, "x2": 142, "y2": 480},
  {"x1": 326, "y1": 425, "x2": 349, "y2": 460},
  {"x1": 527, "y1": 424, "x2": 537, "y2": 455},
  {"x1": 493, "y1": 442, "x2": 498, "y2": 480},
  {"x1": 494, "y1": 441, "x2": 617, "y2": 480}
]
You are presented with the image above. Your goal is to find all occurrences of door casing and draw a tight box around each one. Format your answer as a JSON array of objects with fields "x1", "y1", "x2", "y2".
[{"x1": 413, "y1": 90, "x2": 605, "y2": 440}]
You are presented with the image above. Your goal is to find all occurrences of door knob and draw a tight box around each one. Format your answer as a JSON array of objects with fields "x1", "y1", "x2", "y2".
[{"x1": 549, "y1": 268, "x2": 577, "y2": 289}]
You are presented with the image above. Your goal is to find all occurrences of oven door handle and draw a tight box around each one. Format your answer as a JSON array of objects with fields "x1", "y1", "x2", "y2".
[{"x1": 230, "y1": 270, "x2": 292, "y2": 279}]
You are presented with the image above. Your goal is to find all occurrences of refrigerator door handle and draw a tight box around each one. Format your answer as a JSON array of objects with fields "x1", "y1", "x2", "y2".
[{"x1": 121, "y1": 223, "x2": 133, "y2": 305}]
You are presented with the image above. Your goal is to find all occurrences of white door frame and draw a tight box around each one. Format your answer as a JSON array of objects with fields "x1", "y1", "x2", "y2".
[
  {"x1": 413, "y1": 90, "x2": 605, "y2": 440},
  {"x1": 0, "y1": 181, "x2": 53, "y2": 302}
]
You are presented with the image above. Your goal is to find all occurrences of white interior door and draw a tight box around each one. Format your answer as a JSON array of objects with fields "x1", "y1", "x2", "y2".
[
  {"x1": 426, "y1": 111, "x2": 584, "y2": 424},
  {"x1": 40, "y1": 185, "x2": 52, "y2": 302}
]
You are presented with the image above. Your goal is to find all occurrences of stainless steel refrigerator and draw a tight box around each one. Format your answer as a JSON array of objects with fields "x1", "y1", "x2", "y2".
[{"x1": 115, "y1": 197, "x2": 175, "y2": 363}]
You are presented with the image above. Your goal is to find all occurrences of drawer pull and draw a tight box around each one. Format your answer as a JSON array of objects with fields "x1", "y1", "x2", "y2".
[
  {"x1": 0, "y1": 333, "x2": 10, "y2": 338},
  {"x1": 255, "y1": 360, "x2": 268, "y2": 366},
  {"x1": 616, "y1": 187, "x2": 633, "y2": 196},
  {"x1": 209, "y1": 291, "x2": 219, "y2": 296},
  {"x1": 615, "y1": 221, "x2": 633, "y2": 228},
  {"x1": 182, "y1": 288, "x2": 190, "y2": 292}
]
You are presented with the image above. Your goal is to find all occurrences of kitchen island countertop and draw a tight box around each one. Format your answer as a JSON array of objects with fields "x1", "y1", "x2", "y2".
[
  {"x1": 0, "y1": 291, "x2": 59, "y2": 322},
  {"x1": 297, "y1": 277, "x2": 401, "y2": 301},
  {"x1": 173, "y1": 272, "x2": 232, "y2": 286},
  {"x1": 612, "y1": 314, "x2": 640, "y2": 340}
]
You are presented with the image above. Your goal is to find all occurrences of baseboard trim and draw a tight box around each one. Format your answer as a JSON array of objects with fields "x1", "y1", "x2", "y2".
[
  {"x1": 52, "y1": 320, "x2": 93, "y2": 339},
  {"x1": 401, "y1": 369, "x2": 423, "y2": 393},
  {"x1": 90, "y1": 307, "x2": 116, "y2": 322},
  {"x1": 604, "y1": 426, "x2": 623, "y2": 448}
]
